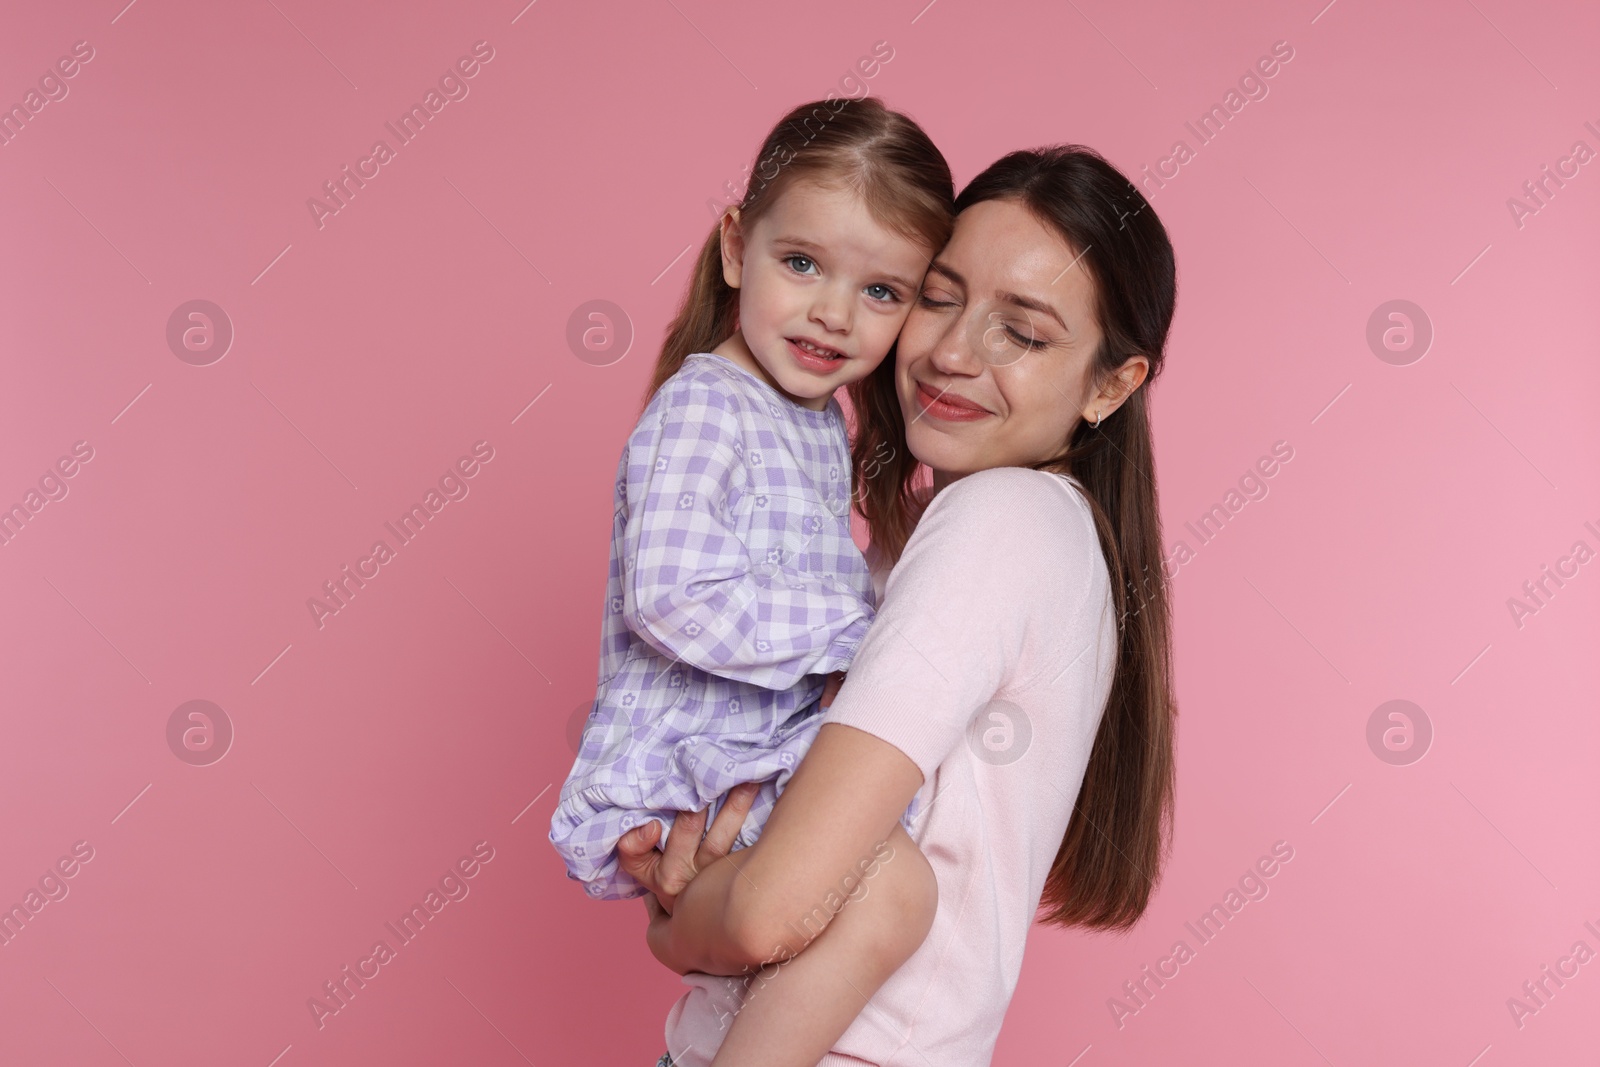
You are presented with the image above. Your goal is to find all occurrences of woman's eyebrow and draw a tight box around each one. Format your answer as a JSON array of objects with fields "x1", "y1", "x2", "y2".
[
  {"x1": 928, "y1": 262, "x2": 1065, "y2": 328},
  {"x1": 998, "y1": 291, "x2": 1067, "y2": 330}
]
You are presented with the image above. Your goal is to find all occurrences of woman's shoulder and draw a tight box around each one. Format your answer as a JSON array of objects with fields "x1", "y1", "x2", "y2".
[
  {"x1": 924, "y1": 467, "x2": 1097, "y2": 538},
  {"x1": 905, "y1": 468, "x2": 1106, "y2": 600}
]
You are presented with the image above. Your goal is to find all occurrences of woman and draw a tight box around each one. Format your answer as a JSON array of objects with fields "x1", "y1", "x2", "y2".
[{"x1": 620, "y1": 144, "x2": 1179, "y2": 1066}]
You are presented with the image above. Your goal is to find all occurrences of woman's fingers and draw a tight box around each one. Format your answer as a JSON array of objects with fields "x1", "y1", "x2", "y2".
[
  {"x1": 615, "y1": 785, "x2": 758, "y2": 907},
  {"x1": 617, "y1": 821, "x2": 665, "y2": 894},
  {"x1": 698, "y1": 782, "x2": 757, "y2": 867},
  {"x1": 652, "y1": 806, "x2": 705, "y2": 898}
]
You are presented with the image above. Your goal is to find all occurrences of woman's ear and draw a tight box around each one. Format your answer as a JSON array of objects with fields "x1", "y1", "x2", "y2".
[
  {"x1": 719, "y1": 208, "x2": 746, "y2": 289},
  {"x1": 1087, "y1": 355, "x2": 1150, "y2": 421}
]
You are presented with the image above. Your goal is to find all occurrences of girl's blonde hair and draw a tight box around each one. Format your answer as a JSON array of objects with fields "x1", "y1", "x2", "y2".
[{"x1": 646, "y1": 97, "x2": 953, "y2": 400}]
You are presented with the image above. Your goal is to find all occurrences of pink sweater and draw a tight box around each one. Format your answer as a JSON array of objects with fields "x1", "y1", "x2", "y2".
[
  {"x1": 664, "y1": 467, "x2": 1117, "y2": 1065},
  {"x1": 662, "y1": 470, "x2": 1113, "y2": 1067}
]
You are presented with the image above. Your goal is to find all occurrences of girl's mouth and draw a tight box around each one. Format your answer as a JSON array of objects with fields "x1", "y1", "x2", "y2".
[
  {"x1": 787, "y1": 337, "x2": 847, "y2": 374},
  {"x1": 914, "y1": 381, "x2": 991, "y2": 422}
]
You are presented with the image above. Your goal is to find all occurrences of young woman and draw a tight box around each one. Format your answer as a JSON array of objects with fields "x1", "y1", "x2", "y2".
[
  {"x1": 549, "y1": 98, "x2": 955, "y2": 1065},
  {"x1": 620, "y1": 144, "x2": 1180, "y2": 1065}
]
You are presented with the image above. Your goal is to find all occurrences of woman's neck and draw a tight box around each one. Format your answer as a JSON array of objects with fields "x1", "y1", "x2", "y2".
[{"x1": 930, "y1": 462, "x2": 1070, "y2": 495}]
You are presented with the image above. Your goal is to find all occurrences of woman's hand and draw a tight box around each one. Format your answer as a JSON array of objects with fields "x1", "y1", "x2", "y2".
[
  {"x1": 620, "y1": 783, "x2": 758, "y2": 975},
  {"x1": 641, "y1": 892, "x2": 681, "y2": 973},
  {"x1": 617, "y1": 781, "x2": 758, "y2": 914},
  {"x1": 640, "y1": 843, "x2": 750, "y2": 976},
  {"x1": 623, "y1": 725, "x2": 925, "y2": 979}
]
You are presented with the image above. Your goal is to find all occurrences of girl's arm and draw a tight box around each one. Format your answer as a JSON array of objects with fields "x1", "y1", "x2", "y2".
[{"x1": 622, "y1": 378, "x2": 871, "y2": 689}]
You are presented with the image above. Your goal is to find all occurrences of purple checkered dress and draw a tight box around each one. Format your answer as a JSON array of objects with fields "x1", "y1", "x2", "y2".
[{"x1": 550, "y1": 353, "x2": 877, "y2": 900}]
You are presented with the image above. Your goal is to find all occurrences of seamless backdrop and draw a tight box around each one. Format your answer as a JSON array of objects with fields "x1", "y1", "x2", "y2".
[{"x1": 1, "y1": 0, "x2": 1597, "y2": 1064}]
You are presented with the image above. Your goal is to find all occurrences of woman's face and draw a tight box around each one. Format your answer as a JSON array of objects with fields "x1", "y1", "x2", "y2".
[{"x1": 895, "y1": 198, "x2": 1139, "y2": 481}]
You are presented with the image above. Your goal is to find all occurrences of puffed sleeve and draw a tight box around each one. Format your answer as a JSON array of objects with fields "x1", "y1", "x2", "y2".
[{"x1": 620, "y1": 378, "x2": 872, "y2": 690}]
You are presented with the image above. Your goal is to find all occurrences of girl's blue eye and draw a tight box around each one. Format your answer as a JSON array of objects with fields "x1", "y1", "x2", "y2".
[
  {"x1": 865, "y1": 283, "x2": 898, "y2": 302},
  {"x1": 784, "y1": 254, "x2": 817, "y2": 274}
]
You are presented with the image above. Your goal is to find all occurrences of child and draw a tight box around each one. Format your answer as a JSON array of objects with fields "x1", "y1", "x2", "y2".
[{"x1": 549, "y1": 97, "x2": 953, "y2": 1065}]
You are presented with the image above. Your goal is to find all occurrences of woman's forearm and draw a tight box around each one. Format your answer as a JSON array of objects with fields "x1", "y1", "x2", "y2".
[
  {"x1": 654, "y1": 851, "x2": 767, "y2": 976},
  {"x1": 658, "y1": 723, "x2": 923, "y2": 977}
]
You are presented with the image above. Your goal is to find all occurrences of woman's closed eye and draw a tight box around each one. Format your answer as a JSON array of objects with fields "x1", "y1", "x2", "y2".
[
  {"x1": 987, "y1": 306, "x2": 1056, "y2": 351},
  {"x1": 1003, "y1": 323, "x2": 1050, "y2": 350}
]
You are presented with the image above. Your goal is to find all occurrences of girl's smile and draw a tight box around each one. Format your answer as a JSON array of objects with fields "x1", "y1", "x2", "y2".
[
  {"x1": 786, "y1": 335, "x2": 849, "y2": 374},
  {"x1": 712, "y1": 178, "x2": 935, "y2": 410}
]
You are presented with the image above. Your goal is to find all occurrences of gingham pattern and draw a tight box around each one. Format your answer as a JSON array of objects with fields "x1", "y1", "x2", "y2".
[{"x1": 550, "y1": 353, "x2": 877, "y2": 900}]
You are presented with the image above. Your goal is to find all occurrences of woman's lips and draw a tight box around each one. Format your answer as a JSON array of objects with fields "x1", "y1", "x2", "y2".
[
  {"x1": 914, "y1": 380, "x2": 991, "y2": 422},
  {"x1": 786, "y1": 337, "x2": 847, "y2": 375}
]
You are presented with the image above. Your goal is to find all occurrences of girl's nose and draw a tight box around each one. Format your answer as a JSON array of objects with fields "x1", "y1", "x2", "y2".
[{"x1": 809, "y1": 286, "x2": 853, "y2": 334}]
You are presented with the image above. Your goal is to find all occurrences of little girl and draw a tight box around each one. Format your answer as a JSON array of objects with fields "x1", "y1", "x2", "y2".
[{"x1": 549, "y1": 97, "x2": 953, "y2": 1065}]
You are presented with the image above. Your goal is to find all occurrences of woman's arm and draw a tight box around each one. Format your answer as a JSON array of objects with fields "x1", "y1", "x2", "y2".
[
  {"x1": 621, "y1": 469, "x2": 1060, "y2": 972},
  {"x1": 641, "y1": 721, "x2": 923, "y2": 974}
]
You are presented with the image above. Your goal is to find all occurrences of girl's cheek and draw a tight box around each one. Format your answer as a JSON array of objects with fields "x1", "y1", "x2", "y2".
[{"x1": 875, "y1": 318, "x2": 907, "y2": 357}]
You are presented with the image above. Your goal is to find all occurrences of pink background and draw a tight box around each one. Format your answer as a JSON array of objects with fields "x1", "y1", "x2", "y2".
[{"x1": 2, "y1": 0, "x2": 1596, "y2": 1063}]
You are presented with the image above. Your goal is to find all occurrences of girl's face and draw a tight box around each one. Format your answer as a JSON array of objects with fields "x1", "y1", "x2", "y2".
[
  {"x1": 895, "y1": 197, "x2": 1147, "y2": 483},
  {"x1": 714, "y1": 178, "x2": 935, "y2": 411}
]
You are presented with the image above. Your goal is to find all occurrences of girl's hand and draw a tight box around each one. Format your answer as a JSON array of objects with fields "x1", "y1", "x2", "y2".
[{"x1": 617, "y1": 781, "x2": 758, "y2": 913}]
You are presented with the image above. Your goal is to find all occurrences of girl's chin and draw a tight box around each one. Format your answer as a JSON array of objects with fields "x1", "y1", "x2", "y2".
[
  {"x1": 762, "y1": 367, "x2": 840, "y2": 408},
  {"x1": 775, "y1": 376, "x2": 833, "y2": 401}
]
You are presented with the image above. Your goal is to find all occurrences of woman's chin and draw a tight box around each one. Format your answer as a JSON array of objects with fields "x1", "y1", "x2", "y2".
[{"x1": 904, "y1": 419, "x2": 970, "y2": 465}]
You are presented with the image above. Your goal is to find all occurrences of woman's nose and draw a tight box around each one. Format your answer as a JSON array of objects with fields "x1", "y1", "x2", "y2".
[{"x1": 928, "y1": 310, "x2": 982, "y2": 375}]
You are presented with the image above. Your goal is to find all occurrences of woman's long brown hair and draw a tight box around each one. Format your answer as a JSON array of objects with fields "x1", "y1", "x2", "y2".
[
  {"x1": 860, "y1": 146, "x2": 1180, "y2": 931},
  {"x1": 645, "y1": 97, "x2": 953, "y2": 402}
]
